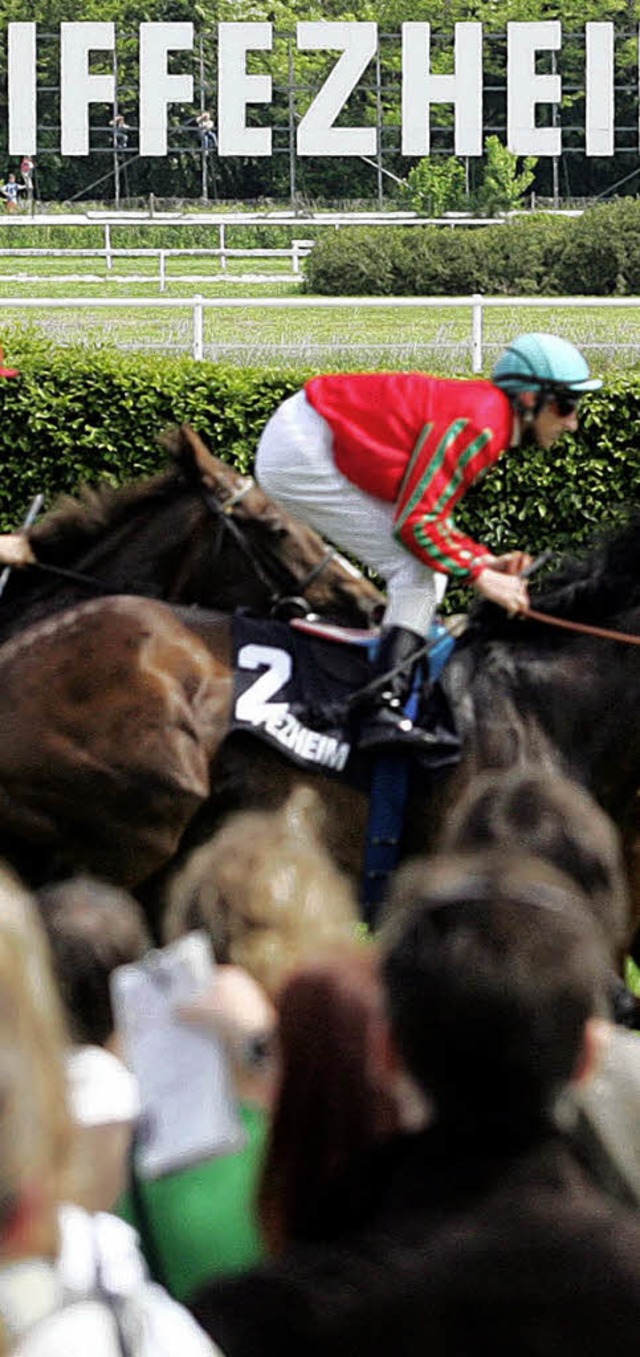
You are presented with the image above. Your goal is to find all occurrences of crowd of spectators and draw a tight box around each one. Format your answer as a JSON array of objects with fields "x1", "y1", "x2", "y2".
[{"x1": 0, "y1": 763, "x2": 639, "y2": 1354}]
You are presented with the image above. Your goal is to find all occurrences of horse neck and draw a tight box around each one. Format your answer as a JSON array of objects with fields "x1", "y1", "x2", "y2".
[{"x1": 457, "y1": 628, "x2": 640, "y2": 822}]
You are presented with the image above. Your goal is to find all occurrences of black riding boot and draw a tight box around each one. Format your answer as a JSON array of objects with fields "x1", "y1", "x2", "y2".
[{"x1": 358, "y1": 625, "x2": 435, "y2": 754}]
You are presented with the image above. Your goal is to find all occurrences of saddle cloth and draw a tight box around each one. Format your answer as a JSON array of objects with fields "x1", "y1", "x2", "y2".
[{"x1": 230, "y1": 613, "x2": 457, "y2": 779}]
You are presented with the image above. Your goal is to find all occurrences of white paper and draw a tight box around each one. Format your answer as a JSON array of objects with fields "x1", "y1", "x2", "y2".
[{"x1": 111, "y1": 931, "x2": 245, "y2": 1178}]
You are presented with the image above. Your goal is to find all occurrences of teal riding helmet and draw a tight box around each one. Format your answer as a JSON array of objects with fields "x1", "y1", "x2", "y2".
[{"x1": 492, "y1": 333, "x2": 602, "y2": 396}]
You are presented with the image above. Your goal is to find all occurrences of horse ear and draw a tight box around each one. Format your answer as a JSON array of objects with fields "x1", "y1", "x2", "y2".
[{"x1": 159, "y1": 424, "x2": 236, "y2": 493}]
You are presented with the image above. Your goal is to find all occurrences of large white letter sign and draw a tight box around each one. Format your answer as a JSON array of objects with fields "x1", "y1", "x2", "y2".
[
  {"x1": 507, "y1": 22, "x2": 561, "y2": 157},
  {"x1": 218, "y1": 23, "x2": 272, "y2": 158},
  {"x1": 296, "y1": 22, "x2": 377, "y2": 157},
  {"x1": 586, "y1": 23, "x2": 614, "y2": 157},
  {"x1": 139, "y1": 23, "x2": 193, "y2": 157},
  {"x1": 60, "y1": 22, "x2": 115, "y2": 156},
  {"x1": 8, "y1": 24, "x2": 36, "y2": 156},
  {"x1": 401, "y1": 22, "x2": 482, "y2": 157}
]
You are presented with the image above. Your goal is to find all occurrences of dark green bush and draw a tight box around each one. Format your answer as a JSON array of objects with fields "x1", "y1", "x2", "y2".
[
  {"x1": 304, "y1": 202, "x2": 640, "y2": 298},
  {"x1": 549, "y1": 200, "x2": 640, "y2": 296},
  {"x1": 301, "y1": 227, "x2": 404, "y2": 296}
]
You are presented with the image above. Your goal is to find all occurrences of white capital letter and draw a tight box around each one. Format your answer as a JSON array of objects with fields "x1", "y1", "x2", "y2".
[
  {"x1": 218, "y1": 23, "x2": 272, "y2": 158},
  {"x1": 297, "y1": 21, "x2": 377, "y2": 157},
  {"x1": 139, "y1": 22, "x2": 193, "y2": 157},
  {"x1": 586, "y1": 23, "x2": 614, "y2": 157},
  {"x1": 507, "y1": 22, "x2": 561, "y2": 157},
  {"x1": 8, "y1": 23, "x2": 37, "y2": 156},
  {"x1": 402, "y1": 22, "x2": 482, "y2": 157},
  {"x1": 61, "y1": 22, "x2": 115, "y2": 156}
]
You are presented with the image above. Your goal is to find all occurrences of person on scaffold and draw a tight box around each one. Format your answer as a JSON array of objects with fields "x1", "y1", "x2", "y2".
[{"x1": 255, "y1": 333, "x2": 601, "y2": 754}]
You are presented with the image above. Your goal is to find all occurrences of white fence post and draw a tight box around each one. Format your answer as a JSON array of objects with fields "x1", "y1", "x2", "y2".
[
  {"x1": 472, "y1": 294, "x2": 483, "y2": 373},
  {"x1": 104, "y1": 223, "x2": 112, "y2": 272},
  {"x1": 159, "y1": 250, "x2": 166, "y2": 293},
  {"x1": 219, "y1": 222, "x2": 227, "y2": 271},
  {"x1": 192, "y1": 295, "x2": 204, "y2": 360}
]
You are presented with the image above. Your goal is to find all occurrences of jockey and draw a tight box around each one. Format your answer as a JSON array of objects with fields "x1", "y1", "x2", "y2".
[
  {"x1": 255, "y1": 333, "x2": 602, "y2": 754},
  {"x1": 0, "y1": 351, "x2": 36, "y2": 568}
]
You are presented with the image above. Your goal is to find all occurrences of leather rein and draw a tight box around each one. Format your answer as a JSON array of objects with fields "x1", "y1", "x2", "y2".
[{"x1": 523, "y1": 607, "x2": 640, "y2": 648}]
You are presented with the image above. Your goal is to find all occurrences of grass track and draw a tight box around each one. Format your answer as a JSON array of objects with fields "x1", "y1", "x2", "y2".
[{"x1": 1, "y1": 260, "x2": 639, "y2": 373}]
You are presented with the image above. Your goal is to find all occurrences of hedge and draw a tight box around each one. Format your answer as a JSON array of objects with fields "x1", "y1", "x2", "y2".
[
  {"x1": 304, "y1": 202, "x2": 640, "y2": 297},
  {"x1": 1, "y1": 342, "x2": 640, "y2": 602}
]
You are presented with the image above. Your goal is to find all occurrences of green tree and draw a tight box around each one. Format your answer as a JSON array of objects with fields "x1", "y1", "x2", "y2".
[
  {"x1": 475, "y1": 135, "x2": 537, "y2": 216},
  {"x1": 403, "y1": 155, "x2": 466, "y2": 216}
]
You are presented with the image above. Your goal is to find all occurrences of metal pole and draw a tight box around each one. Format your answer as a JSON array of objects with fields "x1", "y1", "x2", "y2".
[
  {"x1": 288, "y1": 38, "x2": 297, "y2": 212},
  {"x1": 551, "y1": 50, "x2": 559, "y2": 209},
  {"x1": 193, "y1": 295, "x2": 204, "y2": 360},
  {"x1": 220, "y1": 221, "x2": 227, "y2": 271},
  {"x1": 471, "y1": 294, "x2": 483, "y2": 373},
  {"x1": 0, "y1": 493, "x2": 45, "y2": 600},
  {"x1": 113, "y1": 52, "x2": 120, "y2": 208},
  {"x1": 200, "y1": 34, "x2": 208, "y2": 205},
  {"x1": 375, "y1": 44, "x2": 384, "y2": 210},
  {"x1": 105, "y1": 223, "x2": 112, "y2": 271}
]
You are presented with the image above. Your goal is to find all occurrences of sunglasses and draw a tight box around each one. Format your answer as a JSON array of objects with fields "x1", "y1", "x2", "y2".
[{"x1": 551, "y1": 391, "x2": 580, "y2": 417}]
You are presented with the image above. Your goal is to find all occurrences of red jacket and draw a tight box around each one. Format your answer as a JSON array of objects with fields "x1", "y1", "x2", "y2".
[{"x1": 305, "y1": 373, "x2": 514, "y2": 578}]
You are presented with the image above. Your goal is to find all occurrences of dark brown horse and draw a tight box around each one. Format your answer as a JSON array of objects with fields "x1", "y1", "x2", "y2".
[
  {"x1": 3, "y1": 519, "x2": 640, "y2": 940},
  {"x1": 0, "y1": 424, "x2": 383, "y2": 643}
]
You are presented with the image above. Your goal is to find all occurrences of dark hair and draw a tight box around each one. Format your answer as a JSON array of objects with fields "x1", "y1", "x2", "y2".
[
  {"x1": 382, "y1": 852, "x2": 609, "y2": 1144},
  {"x1": 439, "y1": 768, "x2": 628, "y2": 955},
  {"x1": 36, "y1": 876, "x2": 151, "y2": 1047},
  {"x1": 257, "y1": 945, "x2": 399, "y2": 1253}
]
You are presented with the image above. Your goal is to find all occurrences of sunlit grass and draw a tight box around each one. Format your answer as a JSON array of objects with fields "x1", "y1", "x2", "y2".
[{"x1": 1, "y1": 265, "x2": 639, "y2": 374}]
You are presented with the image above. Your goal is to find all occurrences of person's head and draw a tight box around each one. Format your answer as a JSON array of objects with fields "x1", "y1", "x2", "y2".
[
  {"x1": 492, "y1": 332, "x2": 601, "y2": 450},
  {"x1": 163, "y1": 788, "x2": 358, "y2": 997},
  {"x1": 439, "y1": 768, "x2": 628, "y2": 959},
  {"x1": 35, "y1": 876, "x2": 148, "y2": 1212},
  {"x1": 36, "y1": 875, "x2": 151, "y2": 1048},
  {"x1": 381, "y1": 851, "x2": 610, "y2": 1146},
  {"x1": 7, "y1": 175, "x2": 14, "y2": 184},
  {"x1": 258, "y1": 943, "x2": 401, "y2": 1253}
]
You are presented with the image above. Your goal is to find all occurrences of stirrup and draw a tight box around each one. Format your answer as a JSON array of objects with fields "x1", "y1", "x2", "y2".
[{"x1": 358, "y1": 707, "x2": 444, "y2": 755}]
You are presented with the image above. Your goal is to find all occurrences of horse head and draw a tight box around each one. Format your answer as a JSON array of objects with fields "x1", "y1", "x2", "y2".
[{"x1": 161, "y1": 424, "x2": 385, "y2": 628}]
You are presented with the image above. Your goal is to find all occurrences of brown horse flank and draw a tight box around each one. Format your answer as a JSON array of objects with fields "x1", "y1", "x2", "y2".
[{"x1": 0, "y1": 424, "x2": 383, "y2": 643}]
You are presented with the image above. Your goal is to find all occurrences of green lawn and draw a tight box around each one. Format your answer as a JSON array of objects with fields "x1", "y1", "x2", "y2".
[{"x1": 1, "y1": 259, "x2": 639, "y2": 374}]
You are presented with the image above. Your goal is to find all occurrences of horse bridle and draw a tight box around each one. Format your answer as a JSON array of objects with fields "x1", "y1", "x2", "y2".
[
  {"x1": 14, "y1": 473, "x2": 338, "y2": 618},
  {"x1": 200, "y1": 474, "x2": 338, "y2": 619}
]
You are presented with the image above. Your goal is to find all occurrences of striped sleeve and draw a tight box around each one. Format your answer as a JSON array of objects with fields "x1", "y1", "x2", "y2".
[{"x1": 392, "y1": 418, "x2": 502, "y2": 578}]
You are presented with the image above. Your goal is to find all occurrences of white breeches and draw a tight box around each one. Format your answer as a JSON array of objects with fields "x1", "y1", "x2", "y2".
[{"x1": 256, "y1": 390, "x2": 447, "y2": 637}]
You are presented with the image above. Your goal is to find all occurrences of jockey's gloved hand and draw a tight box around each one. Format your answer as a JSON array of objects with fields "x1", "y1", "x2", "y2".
[
  {"x1": 474, "y1": 566, "x2": 529, "y2": 616},
  {"x1": 0, "y1": 533, "x2": 35, "y2": 568},
  {"x1": 486, "y1": 551, "x2": 534, "y2": 577}
]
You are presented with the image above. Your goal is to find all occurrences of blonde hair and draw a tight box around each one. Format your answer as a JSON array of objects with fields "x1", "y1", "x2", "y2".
[
  {"x1": 163, "y1": 788, "x2": 359, "y2": 996},
  {"x1": 0, "y1": 866, "x2": 71, "y2": 1242}
]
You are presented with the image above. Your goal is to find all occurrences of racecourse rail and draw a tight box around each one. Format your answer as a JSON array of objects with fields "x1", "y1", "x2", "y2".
[{"x1": 2, "y1": 294, "x2": 639, "y2": 369}]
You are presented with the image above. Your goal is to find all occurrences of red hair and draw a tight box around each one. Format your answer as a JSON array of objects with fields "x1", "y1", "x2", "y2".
[{"x1": 258, "y1": 945, "x2": 399, "y2": 1254}]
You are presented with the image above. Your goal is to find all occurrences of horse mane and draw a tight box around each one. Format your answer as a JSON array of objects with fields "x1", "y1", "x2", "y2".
[
  {"x1": 467, "y1": 512, "x2": 640, "y2": 642},
  {"x1": 27, "y1": 424, "x2": 238, "y2": 565}
]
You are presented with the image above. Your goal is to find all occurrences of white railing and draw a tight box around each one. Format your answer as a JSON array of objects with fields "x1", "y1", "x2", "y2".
[
  {"x1": 2, "y1": 293, "x2": 639, "y2": 367},
  {"x1": 0, "y1": 239, "x2": 316, "y2": 287}
]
